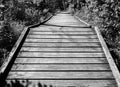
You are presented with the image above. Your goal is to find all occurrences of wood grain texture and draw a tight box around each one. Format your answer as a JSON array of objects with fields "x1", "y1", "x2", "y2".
[
  {"x1": 20, "y1": 47, "x2": 103, "y2": 52},
  {"x1": 18, "y1": 52, "x2": 105, "y2": 57},
  {"x1": 23, "y1": 42, "x2": 101, "y2": 47},
  {"x1": 25, "y1": 38, "x2": 99, "y2": 43},
  {"x1": 27, "y1": 35, "x2": 98, "y2": 39},
  {"x1": 31, "y1": 26, "x2": 93, "y2": 31},
  {"x1": 8, "y1": 72, "x2": 114, "y2": 79},
  {"x1": 11, "y1": 64, "x2": 111, "y2": 71},
  {"x1": 30, "y1": 31, "x2": 95, "y2": 34},
  {"x1": 14, "y1": 58, "x2": 108, "y2": 64}
]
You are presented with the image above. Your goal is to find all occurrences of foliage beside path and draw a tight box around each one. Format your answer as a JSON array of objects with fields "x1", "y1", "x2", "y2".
[
  {"x1": 73, "y1": 0, "x2": 120, "y2": 70},
  {"x1": 0, "y1": 0, "x2": 67, "y2": 67}
]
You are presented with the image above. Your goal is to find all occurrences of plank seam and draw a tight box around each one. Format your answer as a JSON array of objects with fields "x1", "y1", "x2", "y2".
[
  {"x1": 10, "y1": 70, "x2": 112, "y2": 72},
  {"x1": 6, "y1": 78, "x2": 115, "y2": 80},
  {"x1": 13, "y1": 63, "x2": 108, "y2": 64}
]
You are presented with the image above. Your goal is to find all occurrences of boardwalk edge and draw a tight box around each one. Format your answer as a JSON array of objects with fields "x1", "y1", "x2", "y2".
[
  {"x1": 75, "y1": 15, "x2": 120, "y2": 87},
  {"x1": 0, "y1": 14, "x2": 53, "y2": 80}
]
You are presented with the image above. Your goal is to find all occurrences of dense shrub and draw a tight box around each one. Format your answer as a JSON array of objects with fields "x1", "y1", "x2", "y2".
[
  {"x1": 0, "y1": 24, "x2": 17, "y2": 66},
  {"x1": 0, "y1": 48, "x2": 8, "y2": 66},
  {"x1": 15, "y1": 10, "x2": 26, "y2": 21},
  {"x1": 0, "y1": 24, "x2": 17, "y2": 50},
  {"x1": 74, "y1": 0, "x2": 120, "y2": 69}
]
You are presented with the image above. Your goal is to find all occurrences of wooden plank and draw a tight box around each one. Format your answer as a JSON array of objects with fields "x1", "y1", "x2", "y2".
[
  {"x1": 31, "y1": 29, "x2": 93, "y2": 32},
  {"x1": 11, "y1": 64, "x2": 111, "y2": 71},
  {"x1": 5, "y1": 80, "x2": 117, "y2": 87},
  {"x1": 30, "y1": 31, "x2": 95, "y2": 34},
  {"x1": 29, "y1": 30, "x2": 95, "y2": 34},
  {"x1": 7, "y1": 72, "x2": 114, "y2": 79},
  {"x1": 14, "y1": 58, "x2": 108, "y2": 64},
  {"x1": 27, "y1": 35, "x2": 98, "y2": 39},
  {"x1": 25, "y1": 38, "x2": 99, "y2": 43},
  {"x1": 20, "y1": 47, "x2": 103, "y2": 52},
  {"x1": 18, "y1": 52, "x2": 105, "y2": 57},
  {"x1": 29, "y1": 34, "x2": 97, "y2": 36},
  {"x1": 45, "y1": 23, "x2": 87, "y2": 27},
  {"x1": 31, "y1": 30, "x2": 94, "y2": 32},
  {"x1": 31, "y1": 27, "x2": 93, "y2": 31},
  {"x1": 23, "y1": 42, "x2": 101, "y2": 47}
]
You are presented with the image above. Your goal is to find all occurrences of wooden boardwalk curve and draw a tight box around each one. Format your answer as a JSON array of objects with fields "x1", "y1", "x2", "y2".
[{"x1": 4, "y1": 12, "x2": 120, "y2": 87}]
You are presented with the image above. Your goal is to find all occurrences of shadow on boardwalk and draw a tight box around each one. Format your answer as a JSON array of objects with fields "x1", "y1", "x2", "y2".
[{"x1": 2, "y1": 80, "x2": 54, "y2": 87}]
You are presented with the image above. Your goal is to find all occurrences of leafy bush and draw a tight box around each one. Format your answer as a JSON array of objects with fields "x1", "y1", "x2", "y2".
[
  {"x1": 0, "y1": 48, "x2": 8, "y2": 66},
  {"x1": 0, "y1": 24, "x2": 17, "y2": 66},
  {"x1": 0, "y1": 0, "x2": 69, "y2": 67},
  {"x1": 74, "y1": 0, "x2": 120, "y2": 69},
  {"x1": 0, "y1": 24, "x2": 17, "y2": 50}
]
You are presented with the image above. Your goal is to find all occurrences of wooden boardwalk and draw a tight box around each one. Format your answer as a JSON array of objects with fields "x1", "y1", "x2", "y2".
[{"x1": 5, "y1": 12, "x2": 119, "y2": 87}]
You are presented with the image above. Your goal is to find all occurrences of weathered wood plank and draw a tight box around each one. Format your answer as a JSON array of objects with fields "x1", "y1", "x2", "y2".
[
  {"x1": 31, "y1": 29, "x2": 93, "y2": 32},
  {"x1": 14, "y1": 58, "x2": 108, "y2": 64},
  {"x1": 31, "y1": 26, "x2": 93, "y2": 31},
  {"x1": 30, "y1": 31, "x2": 95, "y2": 34},
  {"x1": 20, "y1": 47, "x2": 103, "y2": 52},
  {"x1": 27, "y1": 35, "x2": 98, "y2": 39},
  {"x1": 18, "y1": 52, "x2": 105, "y2": 57},
  {"x1": 11, "y1": 64, "x2": 111, "y2": 71},
  {"x1": 8, "y1": 72, "x2": 114, "y2": 79},
  {"x1": 23, "y1": 42, "x2": 101, "y2": 47},
  {"x1": 25, "y1": 38, "x2": 99, "y2": 43},
  {"x1": 29, "y1": 34, "x2": 97, "y2": 36}
]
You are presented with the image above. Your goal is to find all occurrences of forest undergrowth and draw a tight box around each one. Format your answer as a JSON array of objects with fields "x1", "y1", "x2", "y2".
[
  {"x1": 74, "y1": 0, "x2": 120, "y2": 70},
  {"x1": 0, "y1": 0, "x2": 65, "y2": 67}
]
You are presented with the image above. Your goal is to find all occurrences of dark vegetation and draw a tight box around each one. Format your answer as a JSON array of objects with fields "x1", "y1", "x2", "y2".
[
  {"x1": 72, "y1": 0, "x2": 120, "y2": 70},
  {"x1": 0, "y1": 0, "x2": 68, "y2": 67}
]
